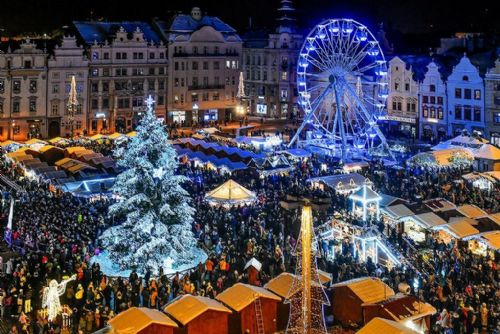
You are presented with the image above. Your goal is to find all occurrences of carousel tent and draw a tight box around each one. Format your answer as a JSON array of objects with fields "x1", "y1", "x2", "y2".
[
  {"x1": 215, "y1": 283, "x2": 281, "y2": 312},
  {"x1": 205, "y1": 179, "x2": 256, "y2": 206},
  {"x1": 108, "y1": 307, "x2": 177, "y2": 334},
  {"x1": 357, "y1": 317, "x2": 420, "y2": 334}
]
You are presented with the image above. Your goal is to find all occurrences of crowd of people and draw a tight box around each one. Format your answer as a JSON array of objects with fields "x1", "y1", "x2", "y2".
[{"x1": 0, "y1": 134, "x2": 498, "y2": 334}]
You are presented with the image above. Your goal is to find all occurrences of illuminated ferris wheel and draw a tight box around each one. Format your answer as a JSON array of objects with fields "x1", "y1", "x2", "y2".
[{"x1": 289, "y1": 18, "x2": 394, "y2": 161}]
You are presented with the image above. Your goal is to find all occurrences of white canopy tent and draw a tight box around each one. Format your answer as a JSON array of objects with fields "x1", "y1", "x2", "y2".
[{"x1": 205, "y1": 179, "x2": 256, "y2": 206}]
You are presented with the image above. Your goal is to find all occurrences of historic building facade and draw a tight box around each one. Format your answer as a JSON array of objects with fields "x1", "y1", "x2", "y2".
[
  {"x1": 242, "y1": 0, "x2": 302, "y2": 119},
  {"x1": 419, "y1": 61, "x2": 447, "y2": 141},
  {"x1": 74, "y1": 21, "x2": 167, "y2": 134},
  {"x1": 386, "y1": 56, "x2": 419, "y2": 138},
  {"x1": 155, "y1": 7, "x2": 242, "y2": 125},
  {"x1": 485, "y1": 59, "x2": 500, "y2": 146},
  {"x1": 447, "y1": 55, "x2": 485, "y2": 136},
  {"x1": 0, "y1": 40, "x2": 48, "y2": 141},
  {"x1": 47, "y1": 35, "x2": 89, "y2": 138}
]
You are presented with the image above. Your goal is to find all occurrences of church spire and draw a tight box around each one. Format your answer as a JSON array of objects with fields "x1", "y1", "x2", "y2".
[{"x1": 276, "y1": 0, "x2": 296, "y2": 33}]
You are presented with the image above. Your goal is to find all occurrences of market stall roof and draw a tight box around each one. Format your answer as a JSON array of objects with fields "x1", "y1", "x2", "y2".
[
  {"x1": 357, "y1": 317, "x2": 420, "y2": 334},
  {"x1": 216, "y1": 283, "x2": 280, "y2": 312},
  {"x1": 317, "y1": 269, "x2": 333, "y2": 284},
  {"x1": 90, "y1": 134, "x2": 108, "y2": 141},
  {"x1": 424, "y1": 198, "x2": 456, "y2": 212},
  {"x1": 264, "y1": 272, "x2": 324, "y2": 299},
  {"x1": 473, "y1": 143, "x2": 500, "y2": 160},
  {"x1": 65, "y1": 146, "x2": 87, "y2": 155},
  {"x1": 484, "y1": 171, "x2": 500, "y2": 182},
  {"x1": 0, "y1": 140, "x2": 22, "y2": 148},
  {"x1": 366, "y1": 294, "x2": 437, "y2": 323},
  {"x1": 48, "y1": 137, "x2": 69, "y2": 145},
  {"x1": 410, "y1": 212, "x2": 447, "y2": 229},
  {"x1": 243, "y1": 257, "x2": 262, "y2": 272},
  {"x1": 437, "y1": 217, "x2": 480, "y2": 239},
  {"x1": 476, "y1": 231, "x2": 500, "y2": 251},
  {"x1": 108, "y1": 307, "x2": 177, "y2": 334},
  {"x1": 205, "y1": 179, "x2": 256, "y2": 202},
  {"x1": 432, "y1": 135, "x2": 488, "y2": 151},
  {"x1": 343, "y1": 162, "x2": 370, "y2": 172},
  {"x1": 163, "y1": 295, "x2": 231, "y2": 326},
  {"x1": 457, "y1": 204, "x2": 488, "y2": 219},
  {"x1": 382, "y1": 204, "x2": 415, "y2": 220},
  {"x1": 282, "y1": 148, "x2": 311, "y2": 158},
  {"x1": 108, "y1": 132, "x2": 125, "y2": 140},
  {"x1": 349, "y1": 184, "x2": 382, "y2": 203},
  {"x1": 331, "y1": 277, "x2": 395, "y2": 304},
  {"x1": 489, "y1": 213, "x2": 500, "y2": 225},
  {"x1": 307, "y1": 173, "x2": 370, "y2": 192},
  {"x1": 126, "y1": 131, "x2": 137, "y2": 137},
  {"x1": 462, "y1": 172, "x2": 498, "y2": 185}
]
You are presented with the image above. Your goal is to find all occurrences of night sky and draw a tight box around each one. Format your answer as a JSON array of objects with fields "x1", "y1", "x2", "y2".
[{"x1": 0, "y1": 0, "x2": 497, "y2": 38}]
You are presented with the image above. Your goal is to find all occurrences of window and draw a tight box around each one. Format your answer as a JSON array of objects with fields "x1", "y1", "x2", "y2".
[
  {"x1": 192, "y1": 62, "x2": 198, "y2": 70},
  {"x1": 28, "y1": 80, "x2": 37, "y2": 93},
  {"x1": 52, "y1": 84, "x2": 59, "y2": 94},
  {"x1": 263, "y1": 71, "x2": 267, "y2": 81},
  {"x1": 226, "y1": 60, "x2": 231, "y2": 69},
  {"x1": 464, "y1": 89, "x2": 471, "y2": 99},
  {"x1": 430, "y1": 84, "x2": 436, "y2": 92},
  {"x1": 392, "y1": 100, "x2": 397, "y2": 111},
  {"x1": 159, "y1": 80, "x2": 165, "y2": 90},
  {"x1": 92, "y1": 51, "x2": 99, "y2": 60},
  {"x1": 202, "y1": 92, "x2": 209, "y2": 101},
  {"x1": 102, "y1": 98, "x2": 109, "y2": 109},
  {"x1": 159, "y1": 52, "x2": 165, "y2": 59},
  {"x1": 91, "y1": 69, "x2": 98, "y2": 77},
  {"x1": 203, "y1": 61, "x2": 208, "y2": 70},
  {"x1": 463, "y1": 105, "x2": 472, "y2": 120},
  {"x1": 51, "y1": 103, "x2": 59, "y2": 115},
  {"x1": 149, "y1": 68, "x2": 155, "y2": 75},
  {"x1": 473, "y1": 107, "x2": 481, "y2": 122},
  {"x1": 181, "y1": 62, "x2": 185, "y2": 71},
  {"x1": 203, "y1": 77, "x2": 209, "y2": 86},
  {"x1": 455, "y1": 88, "x2": 461, "y2": 98},
  {"x1": 13, "y1": 100, "x2": 20, "y2": 113},
  {"x1": 0, "y1": 100, "x2": 3, "y2": 114},
  {"x1": 174, "y1": 78, "x2": 179, "y2": 87},
  {"x1": 0, "y1": 79, "x2": 4, "y2": 93},
  {"x1": 29, "y1": 99, "x2": 36, "y2": 112},
  {"x1": 118, "y1": 98, "x2": 130, "y2": 108},
  {"x1": 158, "y1": 67, "x2": 165, "y2": 75},
  {"x1": 180, "y1": 94, "x2": 184, "y2": 103},
  {"x1": 91, "y1": 83, "x2": 98, "y2": 93},
  {"x1": 438, "y1": 107, "x2": 443, "y2": 120},
  {"x1": 214, "y1": 77, "x2": 220, "y2": 85},
  {"x1": 423, "y1": 105, "x2": 428, "y2": 118},
  {"x1": 192, "y1": 77, "x2": 198, "y2": 87},
  {"x1": 423, "y1": 96, "x2": 429, "y2": 103},
  {"x1": 454, "y1": 105, "x2": 462, "y2": 119},
  {"x1": 24, "y1": 60, "x2": 32, "y2": 68},
  {"x1": 405, "y1": 83, "x2": 410, "y2": 91},
  {"x1": 281, "y1": 89, "x2": 288, "y2": 99},
  {"x1": 102, "y1": 82, "x2": 109, "y2": 92},
  {"x1": 103, "y1": 52, "x2": 109, "y2": 60},
  {"x1": 430, "y1": 107, "x2": 436, "y2": 118},
  {"x1": 212, "y1": 92, "x2": 219, "y2": 101},
  {"x1": 494, "y1": 112, "x2": 500, "y2": 124},
  {"x1": 91, "y1": 99, "x2": 98, "y2": 110},
  {"x1": 76, "y1": 121, "x2": 82, "y2": 130},
  {"x1": 281, "y1": 71, "x2": 288, "y2": 80},
  {"x1": 13, "y1": 80, "x2": 21, "y2": 94},
  {"x1": 103, "y1": 68, "x2": 110, "y2": 76},
  {"x1": 193, "y1": 46, "x2": 198, "y2": 55},
  {"x1": 192, "y1": 93, "x2": 198, "y2": 102},
  {"x1": 214, "y1": 47, "x2": 219, "y2": 54},
  {"x1": 474, "y1": 89, "x2": 481, "y2": 100},
  {"x1": 214, "y1": 61, "x2": 220, "y2": 70},
  {"x1": 430, "y1": 96, "x2": 435, "y2": 104},
  {"x1": 132, "y1": 97, "x2": 143, "y2": 107},
  {"x1": 437, "y1": 97, "x2": 443, "y2": 105},
  {"x1": 232, "y1": 60, "x2": 237, "y2": 69},
  {"x1": 232, "y1": 76, "x2": 236, "y2": 85},
  {"x1": 394, "y1": 82, "x2": 399, "y2": 91},
  {"x1": 133, "y1": 52, "x2": 144, "y2": 59},
  {"x1": 462, "y1": 75, "x2": 469, "y2": 81},
  {"x1": 174, "y1": 62, "x2": 179, "y2": 71},
  {"x1": 150, "y1": 52, "x2": 155, "y2": 59}
]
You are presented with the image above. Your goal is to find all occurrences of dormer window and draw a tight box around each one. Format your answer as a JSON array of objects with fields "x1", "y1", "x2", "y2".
[{"x1": 462, "y1": 75, "x2": 469, "y2": 81}]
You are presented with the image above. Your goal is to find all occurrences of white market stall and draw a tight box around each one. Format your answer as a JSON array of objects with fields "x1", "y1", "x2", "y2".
[
  {"x1": 205, "y1": 179, "x2": 256, "y2": 207},
  {"x1": 349, "y1": 183, "x2": 382, "y2": 221}
]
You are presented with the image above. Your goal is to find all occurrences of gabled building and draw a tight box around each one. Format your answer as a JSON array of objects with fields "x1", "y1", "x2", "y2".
[
  {"x1": 0, "y1": 40, "x2": 48, "y2": 140},
  {"x1": 419, "y1": 61, "x2": 447, "y2": 140},
  {"x1": 73, "y1": 21, "x2": 167, "y2": 135},
  {"x1": 154, "y1": 7, "x2": 242, "y2": 126},
  {"x1": 47, "y1": 35, "x2": 89, "y2": 138},
  {"x1": 387, "y1": 56, "x2": 419, "y2": 138},
  {"x1": 485, "y1": 58, "x2": 500, "y2": 146},
  {"x1": 242, "y1": 0, "x2": 302, "y2": 119},
  {"x1": 447, "y1": 54, "x2": 484, "y2": 136}
]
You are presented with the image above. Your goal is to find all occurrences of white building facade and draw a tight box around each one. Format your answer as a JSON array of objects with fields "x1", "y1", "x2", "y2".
[
  {"x1": 0, "y1": 40, "x2": 48, "y2": 141},
  {"x1": 485, "y1": 59, "x2": 500, "y2": 146},
  {"x1": 419, "y1": 61, "x2": 447, "y2": 141},
  {"x1": 447, "y1": 55, "x2": 485, "y2": 136},
  {"x1": 47, "y1": 35, "x2": 89, "y2": 137}
]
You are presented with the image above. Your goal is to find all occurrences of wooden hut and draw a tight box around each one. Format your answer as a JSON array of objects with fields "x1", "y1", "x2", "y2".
[
  {"x1": 331, "y1": 277, "x2": 395, "y2": 326},
  {"x1": 362, "y1": 294, "x2": 436, "y2": 333},
  {"x1": 108, "y1": 307, "x2": 177, "y2": 334},
  {"x1": 244, "y1": 258, "x2": 262, "y2": 286},
  {"x1": 164, "y1": 295, "x2": 231, "y2": 334},
  {"x1": 216, "y1": 283, "x2": 281, "y2": 334},
  {"x1": 357, "y1": 317, "x2": 420, "y2": 334}
]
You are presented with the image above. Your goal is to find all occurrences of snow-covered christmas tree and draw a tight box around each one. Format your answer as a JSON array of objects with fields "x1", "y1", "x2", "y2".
[{"x1": 97, "y1": 95, "x2": 203, "y2": 274}]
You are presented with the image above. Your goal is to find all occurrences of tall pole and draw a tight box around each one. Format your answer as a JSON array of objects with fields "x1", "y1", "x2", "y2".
[{"x1": 67, "y1": 75, "x2": 78, "y2": 138}]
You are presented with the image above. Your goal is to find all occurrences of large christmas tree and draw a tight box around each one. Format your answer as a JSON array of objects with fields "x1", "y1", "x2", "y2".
[{"x1": 99, "y1": 96, "x2": 200, "y2": 273}]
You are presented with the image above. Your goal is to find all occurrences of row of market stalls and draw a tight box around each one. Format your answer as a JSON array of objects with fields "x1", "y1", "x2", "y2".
[
  {"x1": 174, "y1": 138, "x2": 294, "y2": 176},
  {"x1": 2, "y1": 141, "x2": 119, "y2": 197},
  {"x1": 380, "y1": 197, "x2": 500, "y2": 257},
  {"x1": 407, "y1": 134, "x2": 500, "y2": 171},
  {"x1": 105, "y1": 275, "x2": 432, "y2": 334}
]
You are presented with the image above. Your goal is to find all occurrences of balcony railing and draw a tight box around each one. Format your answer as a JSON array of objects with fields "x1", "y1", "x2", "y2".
[{"x1": 173, "y1": 52, "x2": 239, "y2": 57}]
